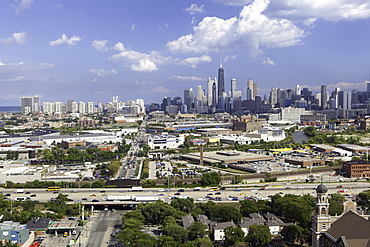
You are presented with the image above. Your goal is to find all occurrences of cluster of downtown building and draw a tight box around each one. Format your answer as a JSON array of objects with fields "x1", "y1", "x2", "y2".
[
  {"x1": 20, "y1": 65, "x2": 370, "y2": 121},
  {"x1": 156, "y1": 65, "x2": 370, "y2": 121}
]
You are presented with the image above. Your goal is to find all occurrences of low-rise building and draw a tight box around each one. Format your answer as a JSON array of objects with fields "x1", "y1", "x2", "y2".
[
  {"x1": 213, "y1": 221, "x2": 236, "y2": 241},
  {"x1": 146, "y1": 133, "x2": 185, "y2": 150},
  {"x1": 342, "y1": 161, "x2": 370, "y2": 178},
  {"x1": 0, "y1": 221, "x2": 29, "y2": 245}
]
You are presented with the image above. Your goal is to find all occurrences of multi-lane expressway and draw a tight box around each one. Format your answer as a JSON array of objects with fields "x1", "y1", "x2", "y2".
[{"x1": 2, "y1": 182, "x2": 369, "y2": 206}]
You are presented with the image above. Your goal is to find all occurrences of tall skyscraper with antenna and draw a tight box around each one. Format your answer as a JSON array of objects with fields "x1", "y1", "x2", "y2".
[{"x1": 217, "y1": 59, "x2": 225, "y2": 110}]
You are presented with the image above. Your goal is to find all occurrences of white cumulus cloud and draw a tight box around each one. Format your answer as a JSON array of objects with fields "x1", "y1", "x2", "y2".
[
  {"x1": 110, "y1": 42, "x2": 175, "y2": 72},
  {"x1": 89, "y1": 69, "x2": 118, "y2": 77},
  {"x1": 12, "y1": 0, "x2": 34, "y2": 14},
  {"x1": 167, "y1": 0, "x2": 305, "y2": 60},
  {"x1": 49, "y1": 34, "x2": 82, "y2": 46},
  {"x1": 268, "y1": 0, "x2": 370, "y2": 22},
  {"x1": 181, "y1": 55, "x2": 212, "y2": 68},
  {"x1": 185, "y1": 4, "x2": 205, "y2": 15},
  {"x1": 92, "y1": 40, "x2": 110, "y2": 52},
  {"x1": 1, "y1": 32, "x2": 28, "y2": 44}
]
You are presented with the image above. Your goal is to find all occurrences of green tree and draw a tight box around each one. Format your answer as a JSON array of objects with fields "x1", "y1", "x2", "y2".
[
  {"x1": 217, "y1": 206, "x2": 242, "y2": 223},
  {"x1": 329, "y1": 193, "x2": 345, "y2": 216},
  {"x1": 162, "y1": 216, "x2": 177, "y2": 228},
  {"x1": 245, "y1": 225, "x2": 272, "y2": 247},
  {"x1": 162, "y1": 224, "x2": 188, "y2": 243},
  {"x1": 21, "y1": 200, "x2": 36, "y2": 211},
  {"x1": 123, "y1": 218, "x2": 144, "y2": 229},
  {"x1": 187, "y1": 221, "x2": 209, "y2": 241},
  {"x1": 142, "y1": 179, "x2": 156, "y2": 188},
  {"x1": 123, "y1": 209, "x2": 145, "y2": 224},
  {"x1": 200, "y1": 172, "x2": 221, "y2": 187},
  {"x1": 187, "y1": 238, "x2": 213, "y2": 247},
  {"x1": 141, "y1": 200, "x2": 177, "y2": 225},
  {"x1": 281, "y1": 224, "x2": 306, "y2": 244},
  {"x1": 240, "y1": 200, "x2": 270, "y2": 217},
  {"x1": 270, "y1": 194, "x2": 314, "y2": 229},
  {"x1": 224, "y1": 226, "x2": 245, "y2": 246},
  {"x1": 117, "y1": 228, "x2": 156, "y2": 246},
  {"x1": 157, "y1": 235, "x2": 178, "y2": 247},
  {"x1": 357, "y1": 190, "x2": 370, "y2": 209},
  {"x1": 171, "y1": 198, "x2": 194, "y2": 213},
  {"x1": 232, "y1": 175, "x2": 243, "y2": 184}
]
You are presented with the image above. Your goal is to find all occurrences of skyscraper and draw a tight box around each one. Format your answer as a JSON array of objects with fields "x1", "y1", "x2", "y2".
[
  {"x1": 231, "y1": 78, "x2": 236, "y2": 96},
  {"x1": 184, "y1": 88, "x2": 194, "y2": 110},
  {"x1": 217, "y1": 61, "x2": 225, "y2": 110},
  {"x1": 321, "y1": 85, "x2": 327, "y2": 110},
  {"x1": 246, "y1": 78, "x2": 256, "y2": 100}
]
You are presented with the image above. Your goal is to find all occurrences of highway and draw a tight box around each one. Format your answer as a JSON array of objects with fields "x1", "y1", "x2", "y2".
[
  {"x1": 2, "y1": 181, "x2": 369, "y2": 205},
  {"x1": 116, "y1": 119, "x2": 146, "y2": 180}
]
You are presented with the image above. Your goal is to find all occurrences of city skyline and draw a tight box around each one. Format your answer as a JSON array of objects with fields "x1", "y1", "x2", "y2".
[{"x1": 1, "y1": 0, "x2": 370, "y2": 105}]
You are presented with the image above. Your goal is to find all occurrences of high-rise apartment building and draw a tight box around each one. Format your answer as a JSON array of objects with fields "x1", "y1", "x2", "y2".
[
  {"x1": 79, "y1": 102, "x2": 86, "y2": 113},
  {"x1": 33, "y1": 95, "x2": 40, "y2": 112},
  {"x1": 21, "y1": 96, "x2": 33, "y2": 114}
]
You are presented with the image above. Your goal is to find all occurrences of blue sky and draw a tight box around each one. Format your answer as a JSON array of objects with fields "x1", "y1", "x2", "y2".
[{"x1": 1, "y1": 0, "x2": 370, "y2": 105}]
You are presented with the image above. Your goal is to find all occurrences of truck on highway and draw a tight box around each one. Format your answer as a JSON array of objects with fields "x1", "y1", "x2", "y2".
[
  {"x1": 131, "y1": 186, "x2": 143, "y2": 192},
  {"x1": 14, "y1": 189, "x2": 24, "y2": 193},
  {"x1": 107, "y1": 195, "x2": 132, "y2": 201},
  {"x1": 133, "y1": 195, "x2": 159, "y2": 202}
]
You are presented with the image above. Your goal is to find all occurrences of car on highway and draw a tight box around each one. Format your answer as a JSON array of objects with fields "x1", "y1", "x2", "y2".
[
  {"x1": 215, "y1": 192, "x2": 221, "y2": 195},
  {"x1": 178, "y1": 189, "x2": 184, "y2": 192},
  {"x1": 158, "y1": 194, "x2": 164, "y2": 196},
  {"x1": 71, "y1": 190, "x2": 79, "y2": 193},
  {"x1": 25, "y1": 192, "x2": 30, "y2": 194},
  {"x1": 240, "y1": 193, "x2": 246, "y2": 195},
  {"x1": 207, "y1": 193, "x2": 213, "y2": 195},
  {"x1": 4, "y1": 194, "x2": 10, "y2": 197},
  {"x1": 197, "y1": 197, "x2": 205, "y2": 201},
  {"x1": 30, "y1": 194, "x2": 36, "y2": 197},
  {"x1": 215, "y1": 197, "x2": 222, "y2": 201},
  {"x1": 174, "y1": 192, "x2": 180, "y2": 195},
  {"x1": 92, "y1": 199, "x2": 99, "y2": 202},
  {"x1": 234, "y1": 188, "x2": 241, "y2": 191},
  {"x1": 158, "y1": 189, "x2": 165, "y2": 192},
  {"x1": 90, "y1": 194, "x2": 96, "y2": 197},
  {"x1": 82, "y1": 198, "x2": 87, "y2": 200}
]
